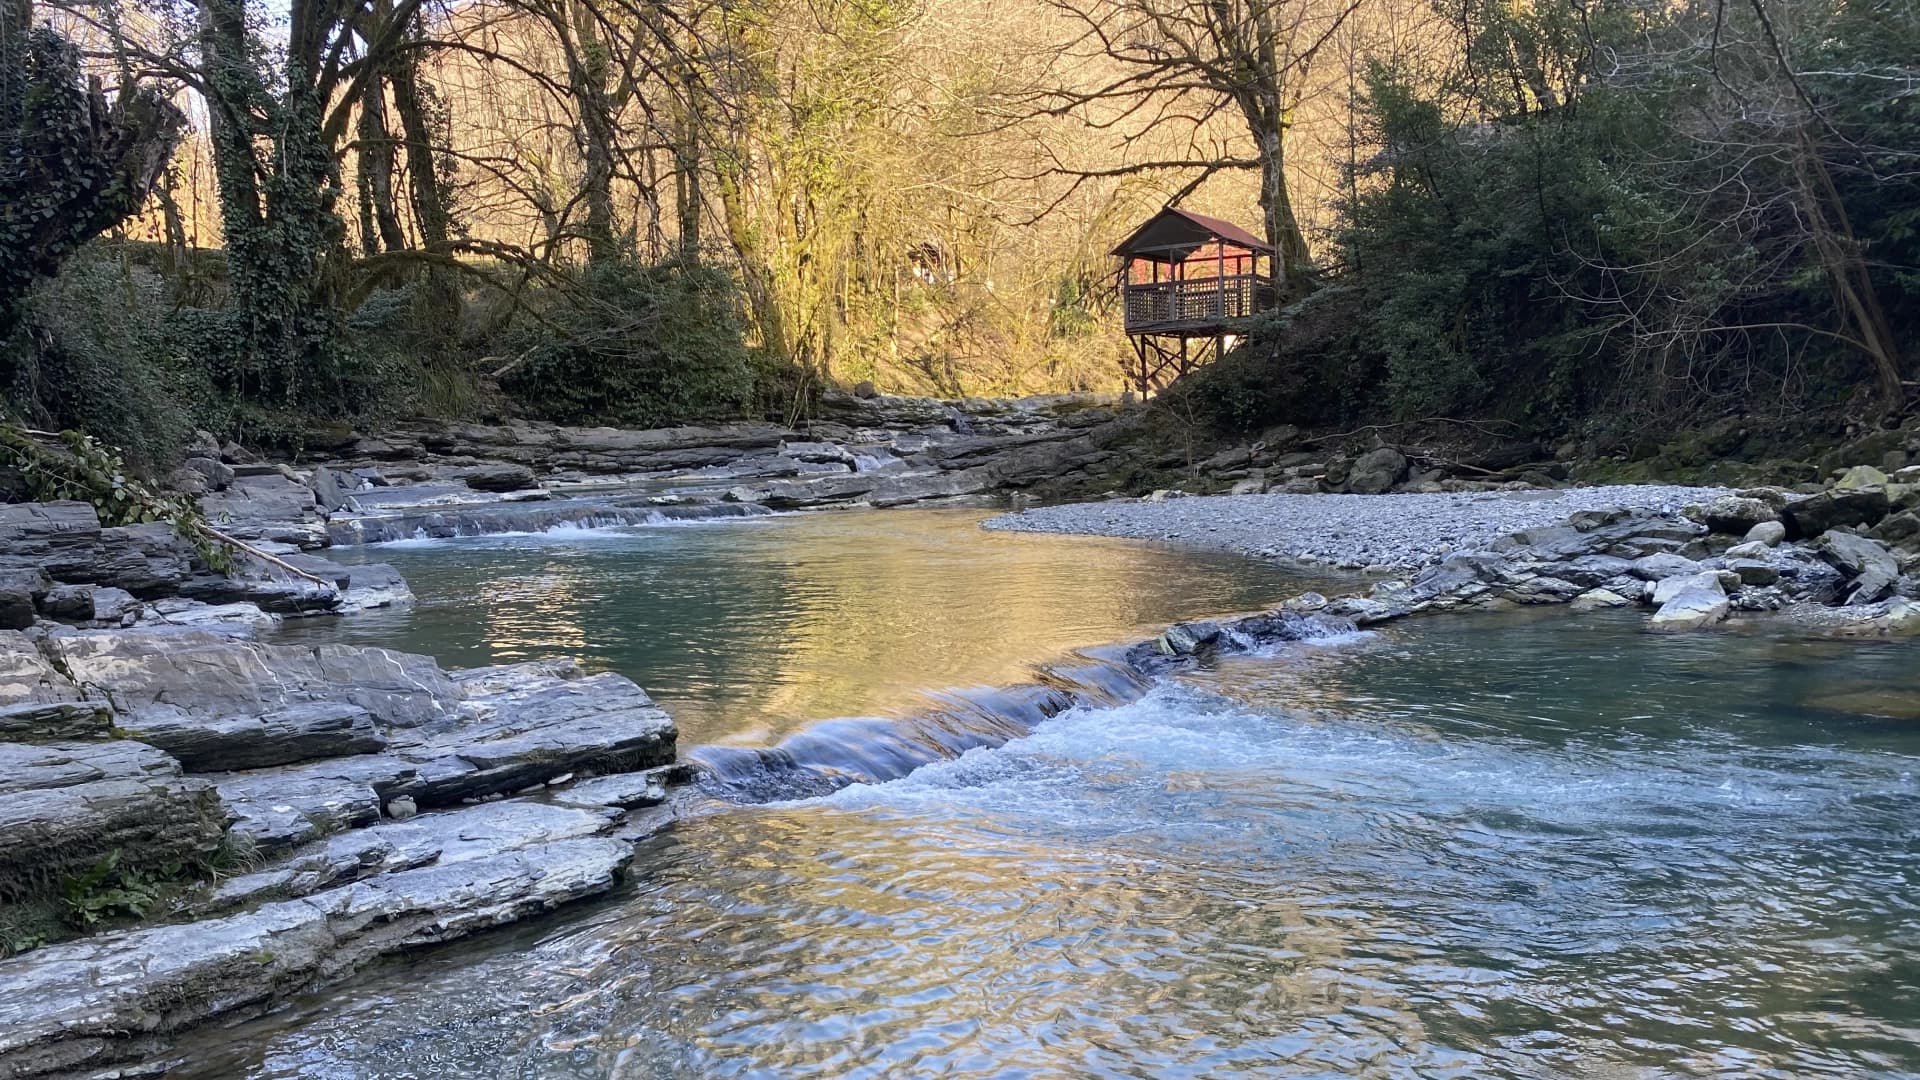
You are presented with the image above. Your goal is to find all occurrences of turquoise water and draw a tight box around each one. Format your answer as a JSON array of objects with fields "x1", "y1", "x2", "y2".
[{"x1": 203, "y1": 517, "x2": 1920, "y2": 1079}]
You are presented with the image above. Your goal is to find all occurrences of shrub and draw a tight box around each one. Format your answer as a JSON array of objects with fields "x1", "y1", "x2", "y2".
[
  {"x1": 495, "y1": 257, "x2": 761, "y2": 428},
  {"x1": 2, "y1": 253, "x2": 193, "y2": 468}
]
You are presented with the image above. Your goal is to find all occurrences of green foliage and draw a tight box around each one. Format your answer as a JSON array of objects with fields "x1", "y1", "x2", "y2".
[
  {"x1": 3, "y1": 253, "x2": 201, "y2": 467},
  {"x1": 1339, "y1": 65, "x2": 1638, "y2": 430},
  {"x1": 496, "y1": 257, "x2": 766, "y2": 427},
  {"x1": 0, "y1": 425, "x2": 235, "y2": 572},
  {"x1": 0, "y1": 25, "x2": 183, "y2": 338},
  {"x1": 59, "y1": 850, "x2": 176, "y2": 930}
]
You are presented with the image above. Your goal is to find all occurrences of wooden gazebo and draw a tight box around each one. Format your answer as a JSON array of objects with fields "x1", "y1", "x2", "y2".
[{"x1": 1113, "y1": 207, "x2": 1277, "y2": 396}]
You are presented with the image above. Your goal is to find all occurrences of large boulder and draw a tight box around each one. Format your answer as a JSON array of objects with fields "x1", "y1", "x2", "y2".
[
  {"x1": 1781, "y1": 488, "x2": 1889, "y2": 538},
  {"x1": 0, "y1": 568, "x2": 48, "y2": 629},
  {"x1": 1649, "y1": 573, "x2": 1730, "y2": 631},
  {"x1": 1817, "y1": 530, "x2": 1900, "y2": 604},
  {"x1": 1688, "y1": 495, "x2": 1778, "y2": 535},
  {"x1": 1346, "y1": 447, "x2": 1409, "y2": 495},
  {"x1": 199, "y1": 473, "x2": 318, "y2": 526},
  {"x1": 307, "y1": 465, "x2": 352, "y2": 512},
  {"x1": 1834, "y1": 464, "x2": 1890, "y2": 490},
  {"x1": 90, "y1": 523, "x2": 195, "y2": 597},
  {"x1": 35, "y1": 628, "x2": 466, "y2": 731},
  {"x1": 463, "y1": 464, "x2": 539, "y2": 493}
]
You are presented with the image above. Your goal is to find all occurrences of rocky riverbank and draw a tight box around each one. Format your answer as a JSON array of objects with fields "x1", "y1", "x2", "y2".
[
  {"x1": 0, "y1": 616, "x2": 689, "y2": 1078},
  {"x1": 988, "y1": 467, "x2": 1920, "y2": 636}
]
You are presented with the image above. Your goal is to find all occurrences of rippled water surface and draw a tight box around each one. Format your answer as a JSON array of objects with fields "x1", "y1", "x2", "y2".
[
  {"x1": 275, "y1": 509, "x2": 1323, "y2": 744},
  {"x1": 220, "y1": 518, "x2": 1920, "y2": 1080}
]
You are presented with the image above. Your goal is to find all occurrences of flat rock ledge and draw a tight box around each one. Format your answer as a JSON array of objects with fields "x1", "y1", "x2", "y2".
[{"x1": 0, "y1": 619, "x2": 687, "y2": 1079}]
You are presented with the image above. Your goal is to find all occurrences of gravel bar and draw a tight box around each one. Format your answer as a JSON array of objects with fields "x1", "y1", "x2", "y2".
[{"x1": 984, "y1": 486, "x2": 1729, "y2": 570}]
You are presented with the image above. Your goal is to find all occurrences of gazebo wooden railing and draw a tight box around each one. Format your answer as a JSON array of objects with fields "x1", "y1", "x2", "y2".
[
  {"x1": 1122, "y1": 274, "x2": 1274, "y2": 334},
  {"x1": 1109, "y1": 206, "x2": 1279, "y2": 396}
]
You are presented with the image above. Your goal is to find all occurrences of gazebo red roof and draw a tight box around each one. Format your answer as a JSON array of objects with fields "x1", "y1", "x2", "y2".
[{"x1": 1111, "y1": 206, "x2": 1271, "y2": 263}]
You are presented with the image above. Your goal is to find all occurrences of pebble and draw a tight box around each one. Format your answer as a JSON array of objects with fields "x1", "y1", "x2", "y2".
[{"x1": 985, "y1": 486, "x2": 1728, "y2": 571}]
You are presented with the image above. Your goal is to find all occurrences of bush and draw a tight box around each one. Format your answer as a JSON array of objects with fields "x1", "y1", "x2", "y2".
[
  {"x1": 495, "y1": 258, "x2": 762, "y2": 428},
  {"x1": 2, "y1": 253, "x2": 194, "y2": 468}
]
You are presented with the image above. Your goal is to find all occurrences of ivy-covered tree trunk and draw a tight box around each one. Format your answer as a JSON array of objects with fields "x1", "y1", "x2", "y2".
[
  {"x1": 197, "y1": 0, "x2": 350, "y2": 402},
  {"x1": 387, "y1": 36, "x2": 454, "y2": 252},
  {"x1": 0, "y1": 4, "x2": 183, "y2": 339},
  {"x1": 567, "y1": 0, "x2": 621, "y2": 263}
]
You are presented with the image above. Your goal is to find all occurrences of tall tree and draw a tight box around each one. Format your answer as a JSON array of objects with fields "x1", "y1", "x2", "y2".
[{"x1": 1035, "y1": 0, "x2": 1365, "y2": 295}]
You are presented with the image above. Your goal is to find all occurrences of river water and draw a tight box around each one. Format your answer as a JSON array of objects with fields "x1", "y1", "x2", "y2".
[{"x1": 207, "y1": 511, "x2": 1920, "y2": 1079}]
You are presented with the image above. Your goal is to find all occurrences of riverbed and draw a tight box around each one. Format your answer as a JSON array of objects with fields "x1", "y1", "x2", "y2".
[{"x1": 209, "y1": 512, "x2": 1920, "y2": 1079}]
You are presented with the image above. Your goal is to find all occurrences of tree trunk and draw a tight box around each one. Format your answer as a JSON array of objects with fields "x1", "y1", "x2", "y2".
[
  {"x1": 567, "y1": 0, "x2": 619, "y2": 264},
  {"x1": 675, "y1": 105, "x2": 702, "y2": 258},
  {"x1": 355, "y1": 78, "x2": 407, "y2": 255},
  {"x1": 387, "y1": 21, "x2": 451, "y2": 250},
  {"x1": 1257, "y1": 126, "x2": 1313, "y2": 298}
]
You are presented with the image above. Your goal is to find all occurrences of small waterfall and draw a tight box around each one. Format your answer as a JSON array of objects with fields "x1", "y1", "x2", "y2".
[
  {"x1": 693, "y1": 614, "x2": 1356, "y2": 804},
  {"x1": 330, "y1": 499, "x2": 774, "y2": 545}
]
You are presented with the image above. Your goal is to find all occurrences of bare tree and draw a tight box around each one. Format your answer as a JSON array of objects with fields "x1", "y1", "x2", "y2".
[{"x1": 1026, "y1": 0, "x2": 1367, "y2": 295}]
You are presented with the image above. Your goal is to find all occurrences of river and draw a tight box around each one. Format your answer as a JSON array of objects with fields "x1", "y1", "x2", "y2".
[{"x1": 198, "y1": 510, "x2": 1920, "y2": 1079}]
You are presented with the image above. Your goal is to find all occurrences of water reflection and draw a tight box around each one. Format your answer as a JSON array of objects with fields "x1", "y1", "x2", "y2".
[
  {"x1": 278, "y1": 509, "x2": 1330, "y2": 744},
  {"x1": 180, "y1": 613, "x2": 1920, "y2": 1079}
]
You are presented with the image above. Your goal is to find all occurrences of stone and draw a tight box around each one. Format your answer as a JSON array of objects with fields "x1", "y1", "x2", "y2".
[
  {"x1": 0, "y1": 502, "x2": 102, "y2": 580},
  {"x1": 464, "y1": 463, "x2": 539, "y2": 492},
  {"x1": 1568, "y1": 508, "x2": 1629, "y2": 531},
  {"x1": 1817, "y1": 530, "x2": 1900, "y2": 604},
  {"x1": 0, "y1": 741, "x2": 228, "y2": 903},
  {"x1": 1725, "y1": 540, "x2": 1771, "y2": 559},
  {"x1": 1834, "y1": 464, "x2": 1890, "y2": 490},
  {"x1": 91, "y1": 523, "x2": 195, "y2": 597},
  {"x1": 1728, "y1": 559, "x2": 1780, "y2": 586},
  {"x1": 1781, "y1": 488, "x2": 1890, "y2": 538},
  {"x1": 200, "y1": 473, "x2": 319, "y2": 527},
  {"x1": 0, "y1": 835, "x2": 633, "y2": 1077},
  {"x1": 308, "y1": 465, "x2": 351, "y2": 512},
  {"x1": 1631, "y1": 553, "x2": 1703, "y2": 581},
  {"x1": 0, "y1": 568, "x2": 44, "y2": 629},
  {"x1": 779, "y1": 440, "x2": 856, "y2": 466},
  {"x1": 1649, "y1": 574, "x2": 1730, "y2": 631},
  {"x1": 387, "y1": 796, "x2": 418, "y2": 821},
  {"x1": 182, "y1": 455, "x2": 235, "y2": 490},
  {"x1": 551, "y1": 768, "x2": 673, "y2": 811},
  {"x1": 1744, "y1": 520, "x2": 1787, "y2": 546},
  {"x1": 133, "y1": 598, "x2": 278, "y2": 632},
  {"x1": 1651, "y1": 570, "x2": 1725, "y2": 608},
  {"x1": 1570, "y1": 588, "x2": 1632, "y2": 611},
  {"x1": 1229, "y1": 478, "x2": 1267, "y2": 496},
  {"x1": 1779, "y1": 598, "x2": 1920, "y2": 637},
  {"x1": 1868, "y1": 509, "x2": 1920, "y2": 551},
  {"x1": 1689, "y1": 495, "x2": 1778, "y2": 535},
  {"x1": 38, "y1": 628, "x2": 466, "y2": 729},
  {"x1": 37, "y1": 583, "x2": 97, "y2": 622},
  {"x1": 1347, "y1": 447, "x2": 1409, "y2": 495},
  {"x1": 867, "y1": 467, "x2": 994, "y2": 508},
  {"x1": 337, "y1": 562, "x2": 413, "y2": 612},
  {"x1": 166, "y1": 467, "x2": 209, "y2": 496},
  {"x1": 0, "y1": 701, "x2": 111, "y2": 741},
  {"x1": 116, "y1": 701, "x2": 388, "y2": 772}
]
